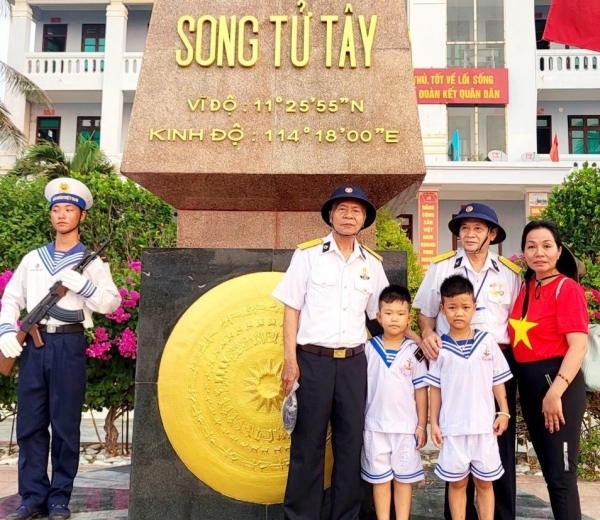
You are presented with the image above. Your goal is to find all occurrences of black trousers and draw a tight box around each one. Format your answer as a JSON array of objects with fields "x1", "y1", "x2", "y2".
[
  {"x1": 17, "y1": 332, "x2": 87, "y2": 511},
  {"x1": 516, "y1": 357, "x2": 585, "y2": 520},
  {"x1": 283, "y1": 349, "x2": 367, "y2": 520},
  {"x1": 444, "y1": 347, "x2": 517, "y2": 520}
]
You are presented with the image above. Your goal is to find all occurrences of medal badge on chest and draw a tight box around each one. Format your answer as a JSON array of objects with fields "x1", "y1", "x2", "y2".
[
  {"x1": 360, "y1": 267, "x2": 370, "y2": 280},
  {"x1": 489, "y1": 282, "x2": 505, "y2": 304}
]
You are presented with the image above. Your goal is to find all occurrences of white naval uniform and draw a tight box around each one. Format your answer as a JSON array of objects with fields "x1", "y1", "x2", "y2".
[
  {"x1": 0, "y1": 242, "x2": 120, "y2": 336},
  {"x1": 361, "y1": 335, "x2": 428, "y2": 484},
  {"x1": 272, "y1": 232, "x2": 389, "y2": 348},
  {"x1": 413, "y1": 249, "x2": 521, "y2": 345},
  {"x1": 426, "y1": 330, "x2": 513, "y2": 481}
]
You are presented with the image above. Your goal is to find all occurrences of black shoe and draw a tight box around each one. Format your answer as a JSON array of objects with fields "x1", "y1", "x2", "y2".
[
  {"x1": 6, "y1": 505, "x2": 47, "y2": 520},
  {"x1": 48, "y1": 505, "x2": 70, "y2": 520}
]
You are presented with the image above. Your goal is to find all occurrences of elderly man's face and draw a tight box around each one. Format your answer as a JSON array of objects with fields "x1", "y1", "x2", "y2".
[{"x1": 330, "y1": 199, "x2": 366, "y2": 235}]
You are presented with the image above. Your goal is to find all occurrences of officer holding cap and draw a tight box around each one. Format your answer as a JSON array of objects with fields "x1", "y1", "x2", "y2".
[
  {"x1": 0, "y1": 178, "x2": 120, "y2": 520},
  {"x1": 413, "y1": 203, "x2": 521, "y2": 520},
  {"x1": 273, "y1": 185, "x2": 388, "y2": 520}
]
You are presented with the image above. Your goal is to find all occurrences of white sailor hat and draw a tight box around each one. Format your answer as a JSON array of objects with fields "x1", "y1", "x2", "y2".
[{"x1": 45, "y1": 177, "x2": 93, "y2": 211}]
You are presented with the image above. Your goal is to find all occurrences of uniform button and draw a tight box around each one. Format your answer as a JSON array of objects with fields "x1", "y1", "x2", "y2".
[
  {"x1": 322, "y1": 282, "x2": 326, "y2": 286},
  {"x1": 343, "y1": 307, "x2": 347, "y2": 311},
  {"x1": 344, "y1": 284, "x2": 347, "y2": 288}
]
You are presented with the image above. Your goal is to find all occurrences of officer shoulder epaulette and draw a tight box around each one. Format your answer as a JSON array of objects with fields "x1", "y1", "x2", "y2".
[
  {"x1": 361, "y1": 245, "x2": 383, "y2": 262},
  {"x1": 432, "y1": 250, "x2": 457, "y2": 263},
  {"x1": 498, "y1": 256, "x2": 522, "y2": 274},
  {"x1": 297, "y1": 238, "x2": 323, "y2": 250}
]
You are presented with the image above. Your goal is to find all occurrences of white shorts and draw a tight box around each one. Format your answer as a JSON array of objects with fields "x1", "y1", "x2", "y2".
[
  {"x1": 361, "y1": 430, "x2": 424, "y2": 484},
  {"x1": 435, "y1": 433, "x2": 504, "y2": 482}
]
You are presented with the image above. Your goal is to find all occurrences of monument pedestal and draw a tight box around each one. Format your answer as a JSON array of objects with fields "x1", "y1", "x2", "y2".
[{"x1": 129, "y1": 248, "x2": 406, "y2": 520}]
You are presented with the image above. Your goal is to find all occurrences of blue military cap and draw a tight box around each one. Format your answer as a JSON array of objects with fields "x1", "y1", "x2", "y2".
[
  {"x1": 448, "y1": 203, "x2": 506, "y2": 244},
  {"x1": 321, "y1": 185, "x2": 377, "y2": 229},
  {"x1": 45, "y1": 177, "x2": 93, "y2": 211}
]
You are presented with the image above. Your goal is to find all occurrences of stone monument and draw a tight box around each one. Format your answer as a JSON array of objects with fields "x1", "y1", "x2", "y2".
[{"x1": 121, "y1": 0, "x2": 425, "y2": 518}]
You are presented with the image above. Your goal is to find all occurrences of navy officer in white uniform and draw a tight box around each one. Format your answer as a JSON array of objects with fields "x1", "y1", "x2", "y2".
[
  {"x1": 0, "y1": 178, "x2": 120, "y2": 520},
  {"x1": 414, "y1": 203, "x2": 521, "y2": 520},
  {"x1": 273, "y1": 185, "x2": 389, "y2": 520}
]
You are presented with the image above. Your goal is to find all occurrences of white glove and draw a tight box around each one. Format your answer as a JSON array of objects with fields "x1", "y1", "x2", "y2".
[
  {"x1": 59, "y1": 269, "x2": 88, "y2": 294},
  {"x1": 0, "y1": 333, "x2": 23, "y2": 358}
]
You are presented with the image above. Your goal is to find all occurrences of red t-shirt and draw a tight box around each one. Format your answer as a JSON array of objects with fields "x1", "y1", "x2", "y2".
[{"x1": 509, "y1": 275, "x2": 588, "y2": 363}]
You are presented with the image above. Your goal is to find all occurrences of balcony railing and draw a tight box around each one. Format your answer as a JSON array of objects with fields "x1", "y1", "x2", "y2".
[
  {"x1": 123, "y1": 53, "x2": 142, "y2": 76},
  {"x1": 26, "y1": 52, "x2": 105, "y2": 76},
  {"x1": 538, "y1": 49, "x2": 599, "y2": 73},
  {"x1": 537, "y1": 49, "x2": 600, "y2": 91}
]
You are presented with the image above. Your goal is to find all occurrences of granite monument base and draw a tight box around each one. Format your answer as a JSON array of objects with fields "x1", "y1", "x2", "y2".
[{"x1": 130, "y1": 248, "x2": 407, "y2": 520}]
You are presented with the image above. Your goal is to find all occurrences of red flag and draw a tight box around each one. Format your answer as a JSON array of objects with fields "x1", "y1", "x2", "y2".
[
  {"x1": 550, "y1": 133, "x2": 559, "y2": 162},
  {"x1": 543, "y1": 0, "x2": 600, "y2": 52}
]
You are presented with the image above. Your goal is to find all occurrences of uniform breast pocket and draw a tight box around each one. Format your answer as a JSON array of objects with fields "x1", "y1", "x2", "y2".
[
  {"x1": 308, "y1": 270, "x2": 337, "y2": 308},
  {"x1": 351, "y1": 278, "x2": 373, "y2": 313}
]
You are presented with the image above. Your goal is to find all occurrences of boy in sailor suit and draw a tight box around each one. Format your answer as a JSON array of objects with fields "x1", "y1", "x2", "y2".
[
  {"x1": 361, "y1": 284, "x2": 428, "y2": 520},
  {"x1": 0, "y1": 178, "x2": 120, "y2": 520},
  {"x1": 427, "y1": 275, "x2": 512, "y2": 520}
]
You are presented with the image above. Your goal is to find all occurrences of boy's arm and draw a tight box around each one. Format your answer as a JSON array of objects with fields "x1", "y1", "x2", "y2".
[
  {"x1": 492, "y1": 382, "x2": 510, "y2": 435},
  {"x1": 429, "y1": 386, "x2": 442, "y2": 448},
  {"x1": 414, "y1": 387, "x2": 428, "y2": 449}
]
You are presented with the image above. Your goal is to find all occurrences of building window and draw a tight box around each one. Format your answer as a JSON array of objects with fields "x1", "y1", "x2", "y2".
[
  {"x1": 537, "y1": 116, "x2": 552, "y2": 154},
  {"x1": 42, "y1": 25, "x2": 67, "y2": 52},
  {"x1": 447, "y1": 0, "x2": 505, "y2": 68},
  {"x1": 397, "y1": 214, "x2": 413, "y2": 243},
  {"x1": 81, "y1": 24, "x2": 106, "y2": 52},
  {"x1": 76, "y1": 117, "x2": 101, "y2": 146},
  {"x1": 448, "y1": 106, "x2": 506, "y2": 160},
  {"x1": 37, "y1": 117, "x2": 61, "y2": 144},
  {"x1": 568, "y1": 116, "x2": 600, "y2": 154}
]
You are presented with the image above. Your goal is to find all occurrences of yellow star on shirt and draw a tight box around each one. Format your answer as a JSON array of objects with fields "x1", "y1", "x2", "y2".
[{"x1": 509, "y1": 315, "x2": 538, "y2": 350}]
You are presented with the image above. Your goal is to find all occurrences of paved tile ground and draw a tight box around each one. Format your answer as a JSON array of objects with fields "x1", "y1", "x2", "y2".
[{"x1": 0, "y1": 464, "x2": 597, "y2": 519}]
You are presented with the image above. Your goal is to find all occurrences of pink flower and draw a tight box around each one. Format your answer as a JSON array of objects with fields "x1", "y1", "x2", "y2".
[
  {"x1": 590, "y1": 288, "x2": 600, "y2": 305},
  {"x1": 594, "y1": 311, "x2": 600, "y2": 320},
  {"x1": 0, "y1": 270, "x2": 13, "y2": 296},
  {"x1": 93, "y1": 327, "x2": 109, "y2": 342},
  {"x1": 105, "y1": 307, "x2": 131, "y2": 324},
  {"x1": 86, "y1": 341, "x2": 112, "y2": 360},
  {"x1": 118, "y1": 288, "x2": 129, "y2": 297},
  {"x1": 125, "y1": 276, "x2": 134, "y2": 285},
  {"x1": 129, "y1": 261, "x2": 142, "y2": 273},
  {"x1": 122, "y1": 290, "x2": 140, "y2": 308},
  {"x1": 116, "y1": 328, "x2": 137, "y2": 359}
]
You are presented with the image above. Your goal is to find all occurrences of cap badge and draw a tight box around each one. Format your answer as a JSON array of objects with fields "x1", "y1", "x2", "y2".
[
  {"x1": 345, "y1": 187, "x2": 353, "y2": 193},
  {"x1": 465, "y1": 205, "x2": 473, "y2": 212},
  {"x1": 59, "y1": 182, "x2": 70, "y2": 192}
]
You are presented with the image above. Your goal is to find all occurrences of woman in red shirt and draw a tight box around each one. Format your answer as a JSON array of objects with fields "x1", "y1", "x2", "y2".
[{"x1": 509, "y1": 220, "x2": 588, "y2": 520}]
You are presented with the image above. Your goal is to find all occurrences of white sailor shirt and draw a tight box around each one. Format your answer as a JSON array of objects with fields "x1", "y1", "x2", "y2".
[
  {"x1": 413, "y1": 249, "x2": 521, "y2": 345},
  {"x1": 364, "y1": 335, "x2": 428, "y2": 434},
  {"x1": 272, "y1": 233, "x2": 389, "y2": 349},
  {"x1": 0, "y1": 242, "x2": 121, "y2": 337},
  {"x1": 426, "y1": 329, "x2": 512, "y2": 436}
]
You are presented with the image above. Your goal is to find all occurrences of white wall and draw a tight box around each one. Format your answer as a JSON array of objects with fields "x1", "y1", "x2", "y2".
[
  {"x1": 121, "y1": 102, "x2": 132, "y2": 152},
  {"x1": 0, "y1": 16, "x2": 8, "y2": 101},
  {"x1": 28, "y1": 103, "x2": 102, "y2": 153},
  {"x1": 125, "y1": 10, "x2": 150, "y2": 52},
  {"x1": 537, "y1": 100, "x2": 600, "y2": 156}
]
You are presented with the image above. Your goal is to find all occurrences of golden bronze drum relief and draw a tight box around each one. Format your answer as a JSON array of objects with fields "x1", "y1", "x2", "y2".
[{"x1": 158, "y1": 272, "x2": 333, "y2": 504}]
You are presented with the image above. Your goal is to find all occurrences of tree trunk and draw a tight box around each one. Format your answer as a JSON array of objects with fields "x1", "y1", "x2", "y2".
[{"x1": 104, "y1": 405, "x2": 120, "y2": 457}]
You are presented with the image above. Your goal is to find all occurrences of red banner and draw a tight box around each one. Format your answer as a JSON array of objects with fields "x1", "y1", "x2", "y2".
[
  {"x1": 544, "y1": 0, "x2": 600, "y2": 53},
  {"x1": 418, "y1": 191, "x2": 439, "y2": 268},
  {"x1": 414, "y1": 68, "x2": 509, "y2": 104}
]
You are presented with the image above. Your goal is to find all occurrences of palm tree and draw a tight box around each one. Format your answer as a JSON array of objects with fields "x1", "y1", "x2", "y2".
[
  {"x1": 10, "y1": 135, "x2": 116, "y2": 178},
  {"x1": 0, "y1": 0, "x2": 52, "y2": 151}
]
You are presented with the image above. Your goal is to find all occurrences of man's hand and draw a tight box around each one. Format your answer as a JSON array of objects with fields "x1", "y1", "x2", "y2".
[
  {"x1": 420, "y1": 329, "x2": 443, "y2": 361},
  {"x1": 59, "y1": 269, "x2": 88, "y2": 294},
  {"x1": 0, "y1": 333, "x2": 23, "y2": 358},
  {"x1": 281, "y1": 359, "x2": 300, "y2": 396}
]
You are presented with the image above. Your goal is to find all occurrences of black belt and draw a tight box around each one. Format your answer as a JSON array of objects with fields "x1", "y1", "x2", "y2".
[
  {"x1": 39, "y1": 323, "x2": 84, "y2": 334},
  {"x1": 297, "y1": 343, "x2": 365, "y2": 359}
]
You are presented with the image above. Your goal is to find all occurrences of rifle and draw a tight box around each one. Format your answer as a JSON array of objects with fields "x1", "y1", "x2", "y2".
[{"x1": 0, "y1": 239, "x2": 110, "y2": 376}]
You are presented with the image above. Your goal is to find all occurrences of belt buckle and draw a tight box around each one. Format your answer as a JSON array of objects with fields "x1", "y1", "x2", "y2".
[
  {"x1": 333, "y1": 349, "x2": 346, "y2": 359},
  {"x1": 46, "y1": 325, "x2": 57, "y2": 334}
]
